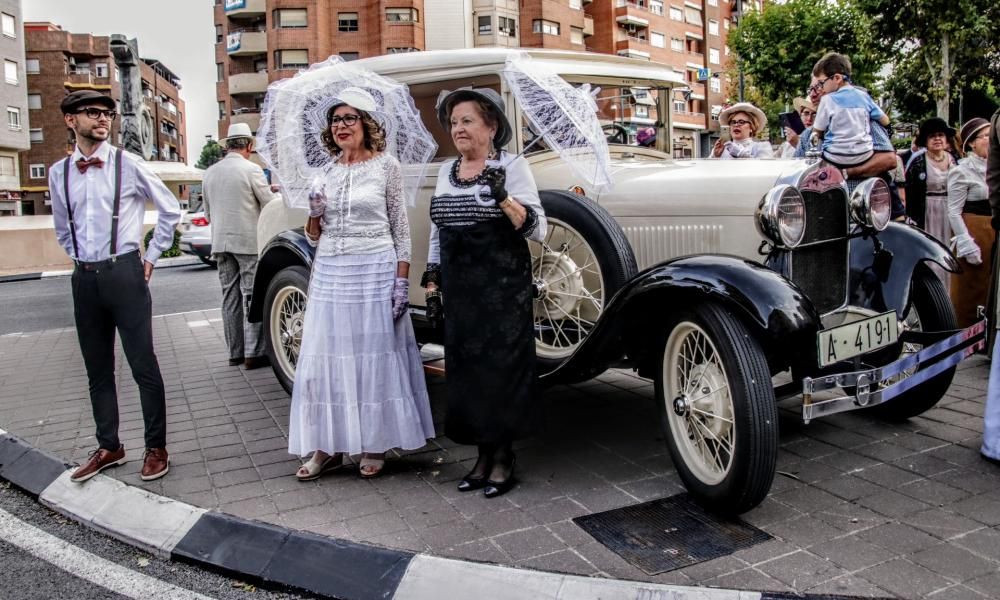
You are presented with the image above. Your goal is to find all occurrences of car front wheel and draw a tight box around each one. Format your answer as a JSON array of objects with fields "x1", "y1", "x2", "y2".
[
  {"x1": 654, "y1": 303, "x2": 778, "y2": 515},
  {"x1": 263, "y1": 265, "x2": 309, "y2": 394}
]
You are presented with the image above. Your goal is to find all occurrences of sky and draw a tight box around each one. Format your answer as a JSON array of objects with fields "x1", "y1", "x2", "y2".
[{"x1": 24, "y1": 0, "x2": 218, "y2": 165}]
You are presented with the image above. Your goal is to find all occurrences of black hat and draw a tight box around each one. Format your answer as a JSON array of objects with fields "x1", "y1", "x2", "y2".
[
  {"x1": 959, "y1": 117, "x2": 990, "y2": 150},
  {"x1": 915, "y1": 117, "x2": 957, "y2": 148},
  {"x1": 61, "y1": 90, "x2": 116, "y2": 114},
  {"x1": 436, "y1": 88, "x2": 512, "y2": 149}
]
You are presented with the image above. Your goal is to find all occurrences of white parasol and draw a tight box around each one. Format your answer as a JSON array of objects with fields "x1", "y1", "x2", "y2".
[
  {"x1": 255, "y1": 56, "x2": 437, "y2": 209},
  {"x1": 501, "y1": 51, "x2": 613, "y2": 191}
]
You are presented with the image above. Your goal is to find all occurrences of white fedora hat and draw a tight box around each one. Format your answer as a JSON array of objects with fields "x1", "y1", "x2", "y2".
[{"x1": 221, "y1": 122, "x2": 254, "y2": 142}]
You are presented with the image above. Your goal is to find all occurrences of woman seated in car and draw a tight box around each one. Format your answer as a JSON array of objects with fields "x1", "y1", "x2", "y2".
[{"x1": 711, "y1": 103, "x2": 774, "y2": 159}]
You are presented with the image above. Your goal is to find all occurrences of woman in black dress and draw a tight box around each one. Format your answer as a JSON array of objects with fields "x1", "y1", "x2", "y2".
[{"x1": 421, "y1": 88, "x2": 546, "y2": 498}]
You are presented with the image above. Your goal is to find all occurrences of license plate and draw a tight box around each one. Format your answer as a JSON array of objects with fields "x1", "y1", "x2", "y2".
[{"x1": 817, "y1": 311, "x2": 898, "y2": 367}]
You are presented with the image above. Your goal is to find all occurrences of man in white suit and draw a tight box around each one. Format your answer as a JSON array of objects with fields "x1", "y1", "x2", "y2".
[{"x1": 202, "y1": 123, "x2": 279, "y2": 369}]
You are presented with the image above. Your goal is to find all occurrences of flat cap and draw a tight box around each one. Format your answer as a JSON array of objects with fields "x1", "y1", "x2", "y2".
[{"x1": 61, "y1": 90, "x2": 116, "y2": 114}]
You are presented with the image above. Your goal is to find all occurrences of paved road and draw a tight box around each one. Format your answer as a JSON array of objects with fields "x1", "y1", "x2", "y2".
[
  {"x1": 0, "y1": 481, "x2": 320, "y2": 600},
  {"x1": 0, "y1": 263, "x2": 222, "y2": 335}
]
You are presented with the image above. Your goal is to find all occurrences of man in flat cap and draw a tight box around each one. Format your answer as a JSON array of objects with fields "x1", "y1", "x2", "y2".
[{"x1": 49, "y1": 89, "x2": 181, "y2": 483}]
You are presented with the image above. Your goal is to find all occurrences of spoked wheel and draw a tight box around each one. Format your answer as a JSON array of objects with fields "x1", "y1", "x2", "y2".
[
  {"x1": 655, "y1": 303, "x2": 777, "y2": 514},
  {"x1": 870, "y1": 266, "x2": 957, "y2": 421},
  {"x1": 530, "y1": 191, "x2": 637, "y2": 376},
  {"x1": 263, "y1": 265, "x2": 309, "y2": 393}
]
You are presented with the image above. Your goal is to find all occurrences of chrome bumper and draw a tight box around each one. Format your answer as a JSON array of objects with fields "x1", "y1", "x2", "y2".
[{"x1": 801, "y1": 319, "x2": 986, "y2": 423}]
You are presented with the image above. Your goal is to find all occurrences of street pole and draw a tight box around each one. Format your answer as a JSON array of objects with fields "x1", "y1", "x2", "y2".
[{"x1": 736, "y1": 0, "x2": 744, "y2": 102}]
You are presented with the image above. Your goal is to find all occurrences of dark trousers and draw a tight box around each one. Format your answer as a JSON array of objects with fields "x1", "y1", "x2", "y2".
[{"x1": 71, "y1": 251, "x2": 167, "y2": 450}]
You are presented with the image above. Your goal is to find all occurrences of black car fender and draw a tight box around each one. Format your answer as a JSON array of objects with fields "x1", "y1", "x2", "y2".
[
  {"x1": 848, "y1": 222, "x2": 959, "y2": 319},
  {"x1": 247, "y1": 229, "x2": 314, "y2": 323},
  {"x1": 540, "y1": 254, "x2": 823, "y2": 385}
]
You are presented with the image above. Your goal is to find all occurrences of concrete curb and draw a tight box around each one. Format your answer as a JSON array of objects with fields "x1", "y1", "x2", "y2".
[
  {"x1": 0, "y1": 429, "x2": 883, "y2": 600},
  {"x1": 0, "y1": 256, "x2": 204, "y2": 283}
]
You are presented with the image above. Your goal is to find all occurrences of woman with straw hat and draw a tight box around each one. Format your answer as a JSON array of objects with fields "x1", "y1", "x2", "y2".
[{"x1": 711, "y1": 102, "x2": 774, "y2": 159}]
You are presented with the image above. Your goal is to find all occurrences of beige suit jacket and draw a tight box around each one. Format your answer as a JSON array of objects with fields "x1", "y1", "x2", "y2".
[{"x1": 202, "y1": 152, "x2": 278, "y2": 256}]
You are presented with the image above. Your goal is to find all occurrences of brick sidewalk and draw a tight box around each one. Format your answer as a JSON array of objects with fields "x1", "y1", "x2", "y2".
[{"x1": 1, "y1": 309, "x2": 998, "y2": 598}]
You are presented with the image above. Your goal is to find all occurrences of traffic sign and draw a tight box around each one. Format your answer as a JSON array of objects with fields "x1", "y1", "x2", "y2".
[{"x1": 697, "y1": 68, "x2": 711, "y2": 81}]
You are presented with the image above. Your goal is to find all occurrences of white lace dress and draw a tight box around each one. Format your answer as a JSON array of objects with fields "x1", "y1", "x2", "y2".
[{"x1": 288, "y1": 153, "x2": 434, "y2": 457}]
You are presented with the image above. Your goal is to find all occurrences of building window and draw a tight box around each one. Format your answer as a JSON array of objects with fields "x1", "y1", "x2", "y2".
[
  {"x1": 650, "y1": 0, "x2": 664, "y2": 15},
  {"x1": 685, "y1": 7, "x2": 702, "y2": 25},
  {"x1": 95, "y1": 63, "x2": 109, "y2": 78},
  {"x1": 387, "y1": 47, "x2": 419, "y2": 53},
  {"x1": 532, "y1": 19, "x2": 560, "y2": 36},
  {"x1": 276, "y1": 9, "x2": 308, "y2": 28},
  {"x1": 570, "y1": 26, "x2": 584, "y2": 45},
  {"x1": 634, "y1": 105, "x2": 649, "y2": 118},
  {"x1": 7, "y1": 106, "x2": 19, "y2": 129},
  {"x1": 724, "y1": 18, "x2": 730, "y2": 29},
  {"x1": 710, "y1": 77, "x2": 721, "y2": 93},
  {"x1": 115, "y1": 67, "x2": 120, "y2": 81},
  {"x1": 708, "y1": 19, "x2": 718, "y2": 36},
  {"x1": 1, "y1": 13, "x2": 14, "y2": 38},
  {"x1": 669, "y1": 6, "x2": 683, "y2": 20},
  {"x1": 276, "y1": 49, "x2": 309, "y2": 69},
  {"x1": 386, "y1": 8, "x2": 418, "y2": 22},
  {"x1": 478, "y1": 15, "x2": 491, "y2": 35},
  {"x1": 29, "y1": 128, "x2": 43, "y2": 143},
  {"x1": 499, "y1": 16, "x2": 516, "y2": 36},
  {"x1": 709, "y1": 48, "x2": 720, "y2": 64},
  {"x1": 650, "y1": 32, "x2": 665, "y2": 48},
  {"x1": 340, "y1": 52, "x2": 360, "y2": 61},
  {"x1": 569, "y1": 0, "x2": 582, "y2": 9},
  {"x1": 707, "y1": 0, "x2": 717, "y2": 5},
  {"x1": 4, "y1": 60, "x2": 16, "y2": 84},
  {"x1": 218, "y1": 101, "x2": 225, "y2": 119},
  {"x1": 28, "y1": 93, "x2": 41, "y2": 110},
  {"x1": 724, "y1": 45, "x2": 730, "y2": 56},
  {"x1": 26, "y1": 58, "x2": 40, "y2": 74},
  {"x1": 670, "y1": 37, "x2": 683, "y2": 51},
  {"x1": 30, "y1": 164, "x2": 46, "y2": 179},
  {"x1": 216, "y1": 63, "x2": 224, "y2": 81},
  {"x1": 338, "y1": 12, "x2": 359, "y2": 32},
  {"x1": 215, "y1": 24, "x2": 223, "y2": 43},
  {"x1": 673, "y1": 100, "x2": 685, "y2": 113},
  {"x1": 0, "y1": 156, "x2": 13, "y2": 177}
]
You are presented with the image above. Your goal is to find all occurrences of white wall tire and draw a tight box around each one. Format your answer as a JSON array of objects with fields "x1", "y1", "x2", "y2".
[{"x1": 263, "y1": 265, "x2": 309, "y2": 394}]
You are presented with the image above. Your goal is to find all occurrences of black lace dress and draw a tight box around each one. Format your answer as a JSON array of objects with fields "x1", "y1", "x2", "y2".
[{"x1": 428, "y1": 156, "x2": 544, "y2": 445}]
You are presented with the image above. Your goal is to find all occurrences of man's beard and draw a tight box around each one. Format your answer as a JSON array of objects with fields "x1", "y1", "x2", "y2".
[{"x1": 79, "y1": 127, "x2": 109, "y2": 143}]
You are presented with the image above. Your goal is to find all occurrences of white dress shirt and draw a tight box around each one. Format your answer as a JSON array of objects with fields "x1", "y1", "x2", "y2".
[{"x1": 49, "y1": 142, "x2": 181, "y2": 264}]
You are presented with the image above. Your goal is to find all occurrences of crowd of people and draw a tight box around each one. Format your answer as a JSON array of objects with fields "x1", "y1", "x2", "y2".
[{"x1": 50, "y1": 49, "x2": 998, "y2": 497}]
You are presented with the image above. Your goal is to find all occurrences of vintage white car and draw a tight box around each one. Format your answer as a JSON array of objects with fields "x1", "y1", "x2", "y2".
[{"x1": 248, "y1": 49, "x2": 985, "y2": 514}]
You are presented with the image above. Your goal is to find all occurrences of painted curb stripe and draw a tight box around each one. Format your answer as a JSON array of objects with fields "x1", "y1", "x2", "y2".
[
  {"x1": 41, "y1": 471, "x2": 206, "y2": 559},
  {"x1": 0, "y1": 433, "x2": 71, "y2": 496},
  {"x1": 173, "y1": 512, "x2": 414, "y2": 600}
]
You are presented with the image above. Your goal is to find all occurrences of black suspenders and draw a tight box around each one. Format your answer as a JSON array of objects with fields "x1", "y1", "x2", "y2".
[{"x1": 62, "y1": 148, "x2": 124, "y2": 261}]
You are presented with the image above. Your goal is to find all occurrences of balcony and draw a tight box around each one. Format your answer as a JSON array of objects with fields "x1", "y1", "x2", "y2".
[
  {"x1": 224, "y1": 0, "x2": 265, "y2": 18},
  {"x1": 617, "y1": 48, "x2": 651, "y2": 60},
  {"x1": 583, "y1": 15, "x2": 594, "y2": 36},
  {"x1": 229, "y1": 70, "x2": 268, "y2": 95},
  {"x1": 616, "y1": 14, "x2": 650, "y2": 27},
  {"x1": 231, "y1": 110, "x2": 261, "y2": 132},
  {"x1": 226, "y1": 30, "x2": 266, "y2": 56},
  {"x1": 64, "y1": 71, "x2": 112, "y2": 90}
]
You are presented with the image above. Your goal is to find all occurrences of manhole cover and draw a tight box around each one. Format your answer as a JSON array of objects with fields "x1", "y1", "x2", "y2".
[{"x1": 572, "y1": 493, "x2": 771, "y2": 574}]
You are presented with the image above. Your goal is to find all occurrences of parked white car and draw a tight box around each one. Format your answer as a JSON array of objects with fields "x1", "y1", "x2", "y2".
[{"x1": 247, "y1": 49, "x2": 984, "y2": 514}]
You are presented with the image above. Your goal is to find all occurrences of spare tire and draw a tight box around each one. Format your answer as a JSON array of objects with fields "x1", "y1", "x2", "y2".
[{"x1": 531, "y1": 190, "x2": 638, "y2": 375}]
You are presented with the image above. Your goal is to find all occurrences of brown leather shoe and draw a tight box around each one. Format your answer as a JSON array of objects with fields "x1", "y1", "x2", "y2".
[
  {"x1": 70, "y1": 446, "x2": 127, "y2": 483},
  {"x1": 243, "y1": 355, "x2": 270, "y2": 370},
  {"x1": 140, "y1": 448, "x2": 169, "y2": 481}
]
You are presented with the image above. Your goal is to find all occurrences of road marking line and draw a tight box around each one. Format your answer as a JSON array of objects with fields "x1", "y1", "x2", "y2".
[{"x1": 0, "y1": 507, "x2": 216, "y2": 600}]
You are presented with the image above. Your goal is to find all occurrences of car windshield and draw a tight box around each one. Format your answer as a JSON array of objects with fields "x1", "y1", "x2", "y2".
[{"x1": 520, "y1": 80, "x2": 666, "y2": 153}]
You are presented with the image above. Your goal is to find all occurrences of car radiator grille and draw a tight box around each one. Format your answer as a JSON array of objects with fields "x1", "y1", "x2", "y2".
[{"x1": 789, "y1": 190, "x2": 849, "y2": 314}]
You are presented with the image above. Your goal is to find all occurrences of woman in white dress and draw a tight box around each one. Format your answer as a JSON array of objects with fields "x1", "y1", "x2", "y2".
[
  {"x1": 711, "y1": 102, "x2": 774, "y2": 159},
  {"x1": 289, "y1": 87, "x2": 434, "y2": 480}
]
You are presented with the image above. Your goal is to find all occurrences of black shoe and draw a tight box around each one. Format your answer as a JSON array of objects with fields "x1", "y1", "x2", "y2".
[
  {"x1": 457, "y1": 475, "x2": 489, "y2": 492},
  {"x1": 243, "y1": 356, "x2": 270, "y2": 370},
  {"x1": 982, "y1": 453, "x2": 1000, "y2": 467},
  {"x1": 228, "y1": 357, "x2": 244, "y2": 366},
  {"x1": 483, "y1": 457, "x2": 516, "y2": 499}
]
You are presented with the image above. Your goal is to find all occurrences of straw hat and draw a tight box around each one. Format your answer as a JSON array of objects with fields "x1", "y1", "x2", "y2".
[{"x1": 792, "y1": 97, "x2": 815, "y2": 114}]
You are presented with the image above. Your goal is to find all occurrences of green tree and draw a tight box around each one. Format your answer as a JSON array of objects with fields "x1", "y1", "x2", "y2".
[
  {"x1": 727, "y1": 0, "x2": 887, "y2": 109},
  {"x1": 855, "y1": 0, "x2": 999, "y2": 121},
  {"x1": 195, "y1": 139, "x2": 224, "y2": 170}
]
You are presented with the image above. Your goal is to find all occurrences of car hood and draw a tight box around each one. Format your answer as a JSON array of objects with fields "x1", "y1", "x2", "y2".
[{"x1": 527, "y1": 153, "x2": 809, "y2": 217}]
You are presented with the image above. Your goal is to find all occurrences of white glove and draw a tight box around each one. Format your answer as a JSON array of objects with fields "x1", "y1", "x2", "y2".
[
  {"x1": 951, "y1": 233, "x2": 982, "y2": 265},
  {"x1": 724, "y1": 141, "x2": 753, "y2": 159}
]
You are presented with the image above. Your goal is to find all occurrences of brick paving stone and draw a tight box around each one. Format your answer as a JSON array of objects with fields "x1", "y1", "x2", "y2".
[
  {"x1": 741, "y1": 497, "x2": 804, "y2": 528},
  {"x1": 415, "y1": 518, "x2": 482, "y2": 551},
  {"x1": 856, "y1": 489, "x2": 933, "y2": 518},
  {"x1": 210, "y1": 466, "x2": 262, "y2": 488},
  {"x1": 812, "y1": 474, "x2": 885, "y2": 501},
  {"x1": 675, "y1": 555, "x2": 747, "y2": 582},
  {"x1": 219, "y1": 496, "x2": 279, "y2": 520},
  {"x1": 857, "y1": 522, "x2": 942, "y2": 555},
  {"x1": 280, "y1": 505, "x2": 339, "y2": 530},
  {"x1": 963, "y1": 571, "x2": 1000, "y2": 598},
  {"x1": 345, "y1": 510, "x2": 410, "y2": 538},
  {"x1": 909, "y1": 542, "x2": 997, "y2": 582},
  {"x1": 857, "y1": 558, "x2": 953, "y2": 598},
  {"x1": 492, "y1": 525, "x2": 568, "y2": 561},
  {"x1": 756, "y1": 550, "x2": 842, "y2": 590},
  {"x1": 897, "y1": 477, "x2": 971, "y2": 506},
  {"x1": 951, "y1": 527, "x2": 1000, "y2": 560},
  {"x1": 214, "y1": 481, "x2": 268, "y2": 504},
  {"x1": 809, "y1": 534, "x2": 896, "y2": 571},
  {"x1": 949, "y1": 493, "x2": 1000, "y2": 526},
  {"x1": 366, "y1": 528, "x2": 429, "y2": 553},
  {"x1": 805, "y1": 575, "x2": 894, "y2": 598},
  {"x1": 927, "y1": 584, "x2": 992, "y2": 600},
  {"x1": 772, "y1": 485, "x2": 844, "y2": 514},
  {"x1": 334, "y1": 493, "x2": 393, "y2": 520},
  {"x1": 706, "y1": 568, "x2": 793, "y2": 593},
  {"x1": 907, "y1": 508, "x2": 987, "y2": 540},
  {"x1": 930, "y1": 468, "x2": 1000, "y2": 495},
  {"x1": 516, "y1": 549, "x2": 598, "y2": 575},
  {"x1": 766, "y1": 515, "x2": 846, "y2": 548}
]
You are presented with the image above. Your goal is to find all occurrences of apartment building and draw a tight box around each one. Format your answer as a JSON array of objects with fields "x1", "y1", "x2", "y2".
[
  {"x1": 0, "y1": 0, "x2": 30, "y2": 216},
  {"x1": 19, "y1": 23, "x2": 187, "y2": 215}
]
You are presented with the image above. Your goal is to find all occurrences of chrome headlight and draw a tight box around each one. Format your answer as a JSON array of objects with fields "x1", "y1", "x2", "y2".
[
  {"x1": 756, "y1": 185, "x2": 806, "y2": 248},
  {"x1": 850, "y1": 178, "x2": 891, "y2": 231}
]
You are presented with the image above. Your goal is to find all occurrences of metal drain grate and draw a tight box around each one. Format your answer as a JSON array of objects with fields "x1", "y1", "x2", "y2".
[{"x1": 572, "y1": 493, "x2": 772, "y2": 574}]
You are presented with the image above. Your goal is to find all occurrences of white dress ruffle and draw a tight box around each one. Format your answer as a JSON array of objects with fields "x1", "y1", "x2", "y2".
[{"x1": 287, "y1": 249, "x2": 434, "y2": 456}]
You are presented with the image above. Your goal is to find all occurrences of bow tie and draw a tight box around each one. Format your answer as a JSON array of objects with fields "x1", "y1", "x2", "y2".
[{"x1": 76, "y1": 157, "x2": 104, "y2": 174}]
